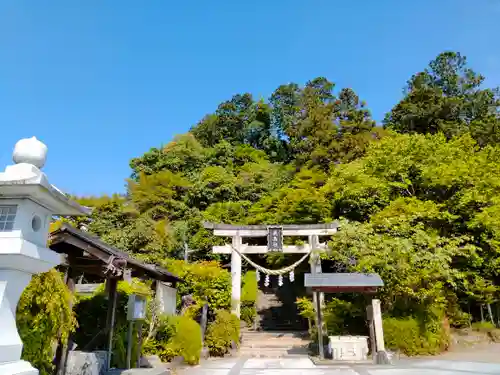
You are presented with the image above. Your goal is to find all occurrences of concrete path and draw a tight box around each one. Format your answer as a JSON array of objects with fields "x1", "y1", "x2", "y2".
[{"x1": 179, "y1": 357, "x2": 500, "y2": 375}]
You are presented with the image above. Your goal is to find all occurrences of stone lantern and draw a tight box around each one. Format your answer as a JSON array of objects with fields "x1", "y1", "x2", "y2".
[{"x1": 0, "y1": 137, "x2": 89, "y2": 375}]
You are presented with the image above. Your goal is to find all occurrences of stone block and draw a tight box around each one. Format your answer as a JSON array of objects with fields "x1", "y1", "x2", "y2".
[
  {"x1": 328, "y1": 336, "x2": 369, "y2": 362},
  {"x1": 139, "y1": 355, "x2": 163, "y2": 368},
  {"x1": 65, "y1": 351, "x2": 107, "y2": 375}
]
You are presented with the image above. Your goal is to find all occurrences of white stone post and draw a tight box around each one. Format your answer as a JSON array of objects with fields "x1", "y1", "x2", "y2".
[
  {"x1": 372, "y1": 299, "x2": 385, "y2": 352},
  {"x1": 309, "y1": 235, "x2": 324, "y2": 307},
  {"x1": 231, "y1": 233, "x2": 242, "y2": 318},
  {"x1": 0, "y1": 137, "x2": 88, "y2": 375}
]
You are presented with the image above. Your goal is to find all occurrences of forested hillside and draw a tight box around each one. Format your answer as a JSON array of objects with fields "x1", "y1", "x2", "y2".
[{"x1": 64, "y1": 51, "x2": 500, "y2": 339}]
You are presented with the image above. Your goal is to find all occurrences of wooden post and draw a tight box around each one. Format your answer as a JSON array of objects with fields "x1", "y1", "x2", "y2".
[
  {"x1": 231, "y1": 234, "x2": 242, "y2": 318},
  {"x1": 106, "y1": 278, "x2": 118, "y2": 370},
  {"x1": 136, "y1": 321, "x2": 144, "y2": 368},
  {"x1": 372, "y1": 299, "x2": 385, "y2": 352},
  {"x1": 126, "y1": 321, "x2": 134, "y2": 369},
  {"x1": 315, "y1": 291, "x2": 324, "y2": 360}
]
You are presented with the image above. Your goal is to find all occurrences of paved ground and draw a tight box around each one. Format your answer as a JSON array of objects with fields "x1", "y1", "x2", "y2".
[{"x1": 178, "y1": 357, "x2": 500, "y2": 375}]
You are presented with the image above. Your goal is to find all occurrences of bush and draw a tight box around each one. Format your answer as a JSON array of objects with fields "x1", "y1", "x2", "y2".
[
  {"x1": 205, "y1": 310, "x2": 240, "y2": 356},
  {"x1": 163, "y1": 260, "x2": 231, "y2": 311},
  {"x1": 241, "y1": 271, "x2": 258, "y2": 302},
  {"x1": 144, "y1": 314, "x2": 202, "y2": 365},
  {"x1": 241, "y1": 305, "x2": 257, "y2": 326},
  {"x1": 241, "y1": 271, "x2": 258, "y2": 326},
  {"x1": 383, "y1": 317, "x2": 423, "y2": 356},
  {"x1": 383, "y1": 314, "x2": 450, "y2": 356},
  {"x1": 17, "y1": 269, "x2": 76, "y2": 375},
  {"x1": 324, "y1": 298, "x2": 365, "y2": 336}
]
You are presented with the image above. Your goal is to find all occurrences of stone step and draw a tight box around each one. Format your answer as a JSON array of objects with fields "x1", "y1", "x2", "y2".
[
  {"x1": 241, "y1": 339, "x2": 308, "y2": 345},
  {"x1": 241, "y1": 330, "x2": 308, "y2": 337},
  {"x1": 241, "y1": 340, "x2": 308, "y2": 347},
  {"x1": 238, "y1": 348, "x2": 310, "y2": 358}
]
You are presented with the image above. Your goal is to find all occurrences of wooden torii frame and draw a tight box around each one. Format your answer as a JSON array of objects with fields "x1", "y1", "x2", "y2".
[{"x1": 203, "y1": 222, "x2": 340, "y2": 317}]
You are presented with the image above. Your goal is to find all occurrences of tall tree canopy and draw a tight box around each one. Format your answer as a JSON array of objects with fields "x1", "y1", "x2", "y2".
[
  {"x1": 384, "y1": 52, "x2": 500, "y2": 145},
  {"x1": 63, "y1": 51, "x2": 500, "y2": 328}
]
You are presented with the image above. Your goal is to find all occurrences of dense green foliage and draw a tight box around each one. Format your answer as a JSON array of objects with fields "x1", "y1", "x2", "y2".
[
  {"x1": 144, "y1": 314, "x2": 202, "y2": 365},
  {"x1": 17, "y1": 270, "x2": 76, "y2": 375},
  {"x1": 241, "y1": 271, "x2": 258, "y2": 325},
  {"x1": 162, "y1": 259, "x2": 231, "y2": 311},
  {"x1": 204, "y1": 310, "x2": 240, "y2": 357},
  {"x1": 383, "y1": 316, "x2": 450, "y2": 356},
  {"x1": 58, "y1": 51, "x2": 500, "y2": 355},
  {"x1": 73, "y1": 279, "x2": 152, "y2": 368}
]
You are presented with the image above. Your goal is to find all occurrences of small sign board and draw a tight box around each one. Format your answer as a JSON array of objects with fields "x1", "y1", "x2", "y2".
[
  {"x1": 267, "y1": 226, "x2": 283, "y2": 252},
  {"x1": 156, "y1": 282, "x2": 177, "y2": 315},
  {"x1": 127, "y1": 294, "x2": 147, "y2": 321}
]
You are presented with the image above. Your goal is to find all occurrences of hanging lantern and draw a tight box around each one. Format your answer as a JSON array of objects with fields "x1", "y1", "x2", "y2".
[
  {"x1": 256, "y1": 269, "x2": 260, "y2": 282},
  {"x1": 264, "y1": 274, "x2": 270, "y2": 287},
  {"x1": 289, "y1": 270, "x2": 295, "y2": 282},
  {"x1": 278, "y1": 275, "x2": 283, "y2": 287}
]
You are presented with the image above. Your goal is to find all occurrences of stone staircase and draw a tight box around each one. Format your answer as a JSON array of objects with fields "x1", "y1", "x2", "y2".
[
  {"x1": 239, "y1": 330, "x2": 310, "y2": 358},
  {"x1": 238, "y1": 279, "x2": 311, "y2": 357}
]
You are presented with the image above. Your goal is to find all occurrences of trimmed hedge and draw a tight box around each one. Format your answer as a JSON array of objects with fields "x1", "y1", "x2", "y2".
[{"x1": 205, "y1": 310, "x2": 240, "y2": 356}]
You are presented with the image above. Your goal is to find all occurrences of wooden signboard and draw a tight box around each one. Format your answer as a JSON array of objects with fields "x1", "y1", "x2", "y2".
[{"x1": 267, "y1": 226, "x2": 283, "y2": 252}]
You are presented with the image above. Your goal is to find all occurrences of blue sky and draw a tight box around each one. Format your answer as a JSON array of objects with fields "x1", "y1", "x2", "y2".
[{"x1": 0, "y1": 0, "x2": 498, "y2": 196}]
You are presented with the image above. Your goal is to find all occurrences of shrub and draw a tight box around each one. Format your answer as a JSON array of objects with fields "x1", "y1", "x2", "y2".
[
  {"x1": 16, "y1": 269, "x2": 77, "y2": 375},
  {"x1": 241, "y1": 271, "x2": 258, "y2": 303},
  {"x1": 241, "y1": 305, "x2": 257, "y2": 326},
  {"x1": 144, "y1": 314, "x2": 202, "y2": 365},
  {"x1": 241, "y1": 271, "x2": 258, "y2": 326},
  {"x1": 324, "y1": 298, "x2": 365, "y2": 336},
  {"x1": 383, "y1": 317, "x2": 423, "y2": 356},
  {"x1": 163, "y1": 260, "x2": 231, "y2": 311},
  {"x1": 383, "y1": 313, "x2": 450, "y2": 356},
  {"x1": 205, "y1": 310, "x2": 240, "y2": 356}
]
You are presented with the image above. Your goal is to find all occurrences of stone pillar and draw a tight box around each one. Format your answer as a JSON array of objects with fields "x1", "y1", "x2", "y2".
[
  {"x1": 231, "y1": 234, "x2": 242, "y2": 318},
  {"x1": 372, "y1": 299, "x2": 385, "y2": 352},
  {"x1": 0, "y1": 137, "x2": 88, "y2": 375},
  {"x1": 309, "y1": 235, "x2": 324, "y2": 307}
]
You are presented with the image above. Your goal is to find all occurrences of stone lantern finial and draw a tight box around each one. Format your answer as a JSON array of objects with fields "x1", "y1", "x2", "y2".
[{"x1": 12, "y1": 137, "x2": 48, "y2": 169}]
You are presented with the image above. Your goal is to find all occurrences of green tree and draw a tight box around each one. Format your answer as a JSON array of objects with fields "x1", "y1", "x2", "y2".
[{"x1": 384, "y1": 51, "x2": 500, "y2": 145}]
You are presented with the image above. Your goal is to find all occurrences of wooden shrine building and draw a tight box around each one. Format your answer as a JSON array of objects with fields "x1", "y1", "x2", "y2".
[{"x1": 49, "y1": 223, "x2": 182, "y2": 374}]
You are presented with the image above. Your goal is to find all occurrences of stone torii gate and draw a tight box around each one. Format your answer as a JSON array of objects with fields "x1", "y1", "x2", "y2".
[{"x1": 203, "y1": 222, "x2": 339, "y2": 317}]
